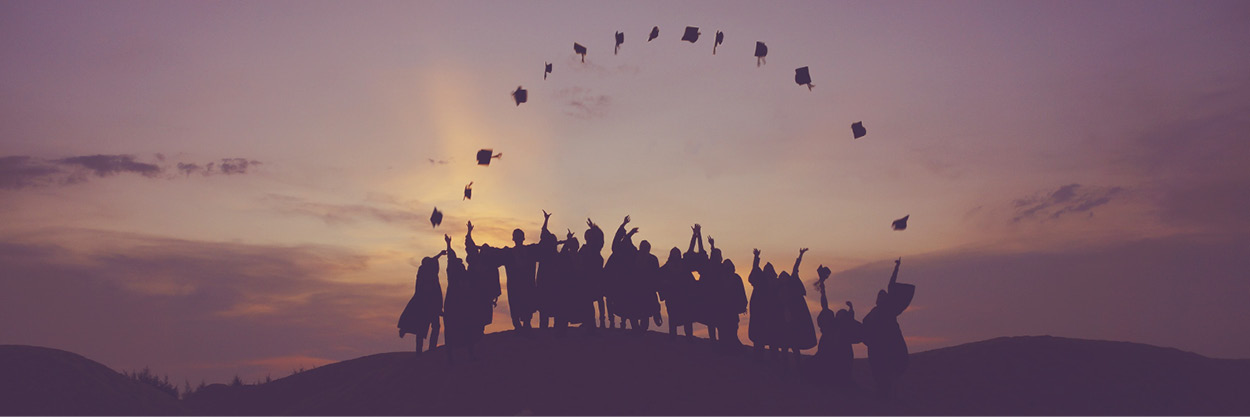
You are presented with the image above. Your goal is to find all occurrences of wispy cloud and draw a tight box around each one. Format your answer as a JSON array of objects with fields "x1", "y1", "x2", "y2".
[
  {"x1": 1011, "y1": 183, "x2": 1124, "y2": 223},
  {"x1": 0, "y1": 154, "x2": 263, "y2": 189},
  {"x1": 553, "y1": 87, "x2": 612, "y2": 120}
]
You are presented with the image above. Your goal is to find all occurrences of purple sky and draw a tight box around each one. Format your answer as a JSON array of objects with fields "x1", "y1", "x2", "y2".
[{"x1": 2, "y1": 0, "x2": 1248, "y2": 385}]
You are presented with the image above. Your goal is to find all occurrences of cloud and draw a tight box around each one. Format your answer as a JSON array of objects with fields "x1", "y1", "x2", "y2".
[
  {"x1": 0, "y1": 154, "x2": 263, "y2": 189},
  {"x1": 1011, "y1": 183, "x2": 1124, "y2": 223},
  {"x1": 0, "y1": 156, "x2": 63, "y2": 189},
  {"x1": 55, "y1": 154, "x2": 162, "y2": 178},
  {"x1": 827, "y1": 232, "x2": 1250, "y2": 359},
  {"x1": 264, "y1": 194, "x2": 527, "y2": 241},
  {"x1": 0, "y1": 228, "x2": 397, "y2": 385},
  {"x1": 553, "y1": 87, "x2": 612, "y2": 120},
  {"x1": 563, "y1": 55, "x2": 641, "y2": 77}
]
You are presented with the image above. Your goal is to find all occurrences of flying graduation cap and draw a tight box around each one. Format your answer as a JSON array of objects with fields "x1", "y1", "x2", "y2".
[
  {"x1": 573, "y1": 42, "x2": 587, "y2": 62},
  {"x1": 795, "y1": 66, "x2": 813, "y2": 91},
  {"x1": 713, "y1": 31, "x2": 723, "y2": 55},
  {"x1": 892, "y1": 215, "x2": 909, "y2": 231},
  {"x1": 512, "y1": 86, "x2": 527, "y2": 105},
  {"x1": 464, "y1": 182, "x2": 473, "y2": 200},
  {"x1": 682, "y1": 26, "x2": 700, "y2": 43},
  {"x1": 615, "y1": 31, "x2": 624, "y2": 55},
  {"x1": 476, "y1": 149, "x2": 502, "y2": 166},
  {"x1": 544, "y1": 62, "x2": 552, "y2": 80},
  {"x1": 648, "y1": 26, "x2": 659, "y2": 42},
  {"x1": 852, "y1": 121, "x2": 867, "y2": 139},
  {"x1": 755, "y1": 41, "x2": 768, "y2": 66},
  {"x1": 430, "y1": 207, "x2": 443, "y2": 228}
]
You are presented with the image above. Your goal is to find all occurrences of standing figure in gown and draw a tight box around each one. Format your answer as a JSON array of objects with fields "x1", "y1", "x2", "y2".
[
  {"x1": 502, "y1": 212, "x2": 548, "y2": 330},
  {"x1": 811, "y1": 265, "x2": 863, "y2": 390},
  {"x1": 580, "y1": 219, "x2": 607, "y2": 330},
  {"x1": 398, "y1": 245, "x2": 446, "y2": 354},
  {"x1": 465, "y1": 221, "x2": 503, "y2": 332},
  {"x1": 603, "y1": 215, "x2": 639, "y2": 329},
  {"x1": 658, "y1": 246, "x2": 696, "y2": 338},
  {"x1": 441, "y1": 234, "x2": 479, "y2": 362},
  {"x1": 534, "y1": 211, "x2": 560, "y2": 329},
  {"x1": 748, "y1": 249, "x2": 782, "y2": 358},
  {"x1": 863, "y1": 258, "x2": 916, "y2": 401},
  {"x1": 628, "y1": 239, "x2": 662, "y2": 331},
  {"x1": 777, "y1": 248, "x2": 818, "y2": 365}
]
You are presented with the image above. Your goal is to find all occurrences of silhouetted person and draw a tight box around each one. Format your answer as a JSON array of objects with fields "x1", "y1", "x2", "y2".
[
  {"x1": 603, "y1": 215, "x2": 639, "y2": 329},
  {"x1": 503, "y1": 213, "x2": 546, "y2": 330},
  {"x1": 627, "y1": 240, "x2": 662, "y2": 331},
  {"x1": 553, "y1": 229, "x2": 592, "y2": 333},
  {"x1": 695, "y1": 237, "x2": 725, "y2": 342},
  {"x1": 863, "y1": 258, "x2": 915, "y2": 401},
  {"x1": 580, "y1": 219, "x2": 607, "y2": 329},
  {"x1": 658, "y1": 247, "x2": 695, "y2": 338},
  {"x1": 811, "y1": 265, "x2": 862, "y2": 390},
  {"x1": 684, "y1": 224, "x2": 712, "y2": 339},
  {"x1": 398, "y1": 247, "x2": 446, "y2": 354},
  {"x1": 536, "y1": 211, "x2": 560, "y2": 329},
  {"x1": 778, "y1": 249, "x2": 817, "y2": 364},
  {"x1": 748, "y1": 249, "x2": 782, "y2": 358},
  {"x1": 465, "y1": 221, "x2": 503, "y2": 330},
  {"x1": 441, "y1": 234, "x2": 479, "y2": 362},
  {"x1": 712, "y1": 246, "x2": 748, "y2": 348}
]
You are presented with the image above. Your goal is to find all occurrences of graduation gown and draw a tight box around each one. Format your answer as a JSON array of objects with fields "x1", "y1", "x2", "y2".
[
  {"x1": 863, "y1": 282, "x2": 916, "y2": 381},
  {"x1": 442, "y1": 257, "x2": 477, "y2": 346},
  {"x1": 747, "y1": 268, "x2": 782, "y2": 346},
  {"x1": 778, "y1": 274, "x2": 818, "y2": 350},
  {"x1": 398, "y1": 265, "x2": 443, "y2": 337},
  {"x1": 658, "y1": 259, "x2": 696, "y2": 326}
]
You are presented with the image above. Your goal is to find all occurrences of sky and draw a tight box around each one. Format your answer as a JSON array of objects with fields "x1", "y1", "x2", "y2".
[{"x1": 2, "y1": 0, "x2": 1249, "y2": 386}]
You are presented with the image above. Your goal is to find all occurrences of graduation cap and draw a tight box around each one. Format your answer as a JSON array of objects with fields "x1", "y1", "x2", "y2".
[
  {"x1": 648, "y1": 26, "x2": 659, "y2": 42},
  {"x1": 464, "y1": 182, "x2": 473, "y2": 200},
  {"x1": 544, "y1": 62, "x2": 552, "y2": 80},
  {"x1": 755, "y1": 41, "x2": 768, "y2": 66},
  {"x1": 476, "y1": 149, "x2": 502, "y2": 166},
  {"x1": 573, "y1": 42, "x2": 587, "y2": 62},
  {"x1": 713, "y1": 31, "x2": 723, "y2": 55},
  {"x1": 682, "y1": 26, "x2": 700, "y2": 43},
  {"x1": 795, "y1": 66, "x2": 813, "y2": 91},
  {"x1": 615, "y1": 31, "x2": 624, "y2": 55},
  {"x1": 512, "y1": 86, "x2": 527, "y2": 106},
  {"x1": 852, "y1": 121, "x2": 867, "y2": 139},
  {"x1": 430, "y1": 207, "x2": 443, "y2": 228},
  {"x1": 892, "y1": 215, "x2": 909, "y2": 231}
]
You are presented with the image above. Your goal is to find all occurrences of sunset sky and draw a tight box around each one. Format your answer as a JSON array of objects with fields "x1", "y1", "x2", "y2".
[{"x1": 2, "y1": 0, "x2": 1248, "y2": 385}]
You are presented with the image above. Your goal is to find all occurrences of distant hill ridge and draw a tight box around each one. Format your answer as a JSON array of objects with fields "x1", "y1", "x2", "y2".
[{"x1": 5, "y1": 333, "x2": 1249, "y2": 415}]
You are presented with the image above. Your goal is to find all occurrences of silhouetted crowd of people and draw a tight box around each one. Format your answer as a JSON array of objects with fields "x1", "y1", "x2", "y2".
[{"x1": 399, "y1": 213, "x2": 916, "y2": 399}]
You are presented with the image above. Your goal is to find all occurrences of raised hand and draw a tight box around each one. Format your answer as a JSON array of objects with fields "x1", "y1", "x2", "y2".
[
  {"x1": 543, "y1": 210, "x2": 552, "y2": 220},
  {"x1": 708, "y1": 236, "x2": 715, "y2": 246},
  {"x1": 895, "y1": 257, "x2": 902, "y2": 266},
  {"x1": 623, "y1": 215, "x2": 631, "y2": 225},
  {"x1": 753, "y1": 248, "x2": 761, "y2": 258},
  {"x1": 587, "y1": 218, "x2": 596, "y2": 228},
  {"x1": 799, "y1": 248, "x2": 809, "y2": 256},
  {"x1": 566, "y1": 229, "x2": 575, "y2": 240},
  {"x1": 466, "y1": 220, "x2": 474, "y2": 233},
  {"x1": 628, "y1": 227, "x2": 639, "y2": 235},
  {"x1": 445, "y1": 234, "x2": 452, "y2": 245},
  {"x1": 846, "y1": 301, "x2": 853, "y2": 309}
]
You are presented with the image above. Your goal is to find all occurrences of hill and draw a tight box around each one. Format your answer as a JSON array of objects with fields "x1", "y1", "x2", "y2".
[
  {"x1": 0, "y1": 345, "x2": 186, "y2": 415},
  {"x1": 182, "y1": 331, "x2": 1250, "y2": 415}
]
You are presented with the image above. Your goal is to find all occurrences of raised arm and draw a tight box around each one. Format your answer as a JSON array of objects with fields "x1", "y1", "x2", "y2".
[
  {"x1": 614, "y1": 215, "x2": 630, "y2": 244},
  {"x1": 541, "y1": 210, "x2": 554, "y2": 240},
  {"x1": 708, "y1": 235, "x2": 716, "y2": 253},
  {"x1": 465, "y1": 221, "x2": 477, "y2": 250},
  {"x1": 444, "y1": 234, "x2": 457, "y2": 260},
  {"x1": 752, "y1": 248, "x2": 761, "y2": 274},
  {"x1": 889, "y1": 257, "x2": 901, "y2": 286},
  {"x1": 792, "y1": 248, "x2": 808, "y2": 277},
  {"x1": 694, "y1": 224, "x2": 704, "y2": 254},
  {"x1": 687, "y1": 226, "x2": 699, "y2": 254}
]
